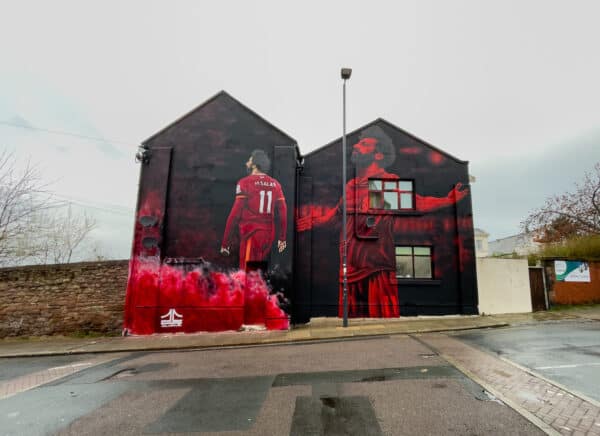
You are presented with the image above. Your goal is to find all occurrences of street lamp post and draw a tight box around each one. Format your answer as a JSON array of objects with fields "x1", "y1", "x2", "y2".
[{"x1": 341, "y1": 67, "x2": 352, "y2": 328}]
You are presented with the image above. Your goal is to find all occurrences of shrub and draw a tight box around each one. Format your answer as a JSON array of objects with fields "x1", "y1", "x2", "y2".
[{"x1": 540, "y1": 234, "x2": 600, "y2": 260}]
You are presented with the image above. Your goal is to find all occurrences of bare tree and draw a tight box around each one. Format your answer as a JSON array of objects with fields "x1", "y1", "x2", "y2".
[
  {"x1": 522, "y1": 162, "x2": 600, "y2": 242},
  {"x1": 0, "y1": 150, "x2": 98, "y2": 266},
  {"x1": 35, "y1": 204, "x2": 97, "y2": 264},
  {"x1": 0, "y1": 150, "x2": 54, "y2": 265},
  {"x1": 84, "y1": 240, "x2": 109, "y2": 262}
]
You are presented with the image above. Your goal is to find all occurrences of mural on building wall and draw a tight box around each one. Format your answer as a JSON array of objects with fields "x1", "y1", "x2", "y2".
[
  {"x1": 124, "y1": 92, "x2": 478, "y2": 334},
  {"x1": 123, "y1": 92, "x2": 294, "y2": 335},
  {"x1": 296, "y1": 125, "x2": 474, "y2": 318},
  {"x1": 221, "y1": 149, "x2": 288, "y2": 269}
]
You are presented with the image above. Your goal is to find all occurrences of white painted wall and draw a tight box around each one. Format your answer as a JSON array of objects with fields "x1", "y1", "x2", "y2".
[
  {"x1": 477, "y1": 258, "x2": 533, "y2": 314},
  {"x1": 475, "y1": 234, "x2": 489, "y2": 258}
]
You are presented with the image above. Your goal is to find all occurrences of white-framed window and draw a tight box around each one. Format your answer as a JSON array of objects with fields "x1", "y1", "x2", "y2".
[
  {"x1": 395, "y1": 246, "x2": 433, "y2": 279},
  {"x1": 369, "y1": 179, "x2": 414, "y2": 210}
]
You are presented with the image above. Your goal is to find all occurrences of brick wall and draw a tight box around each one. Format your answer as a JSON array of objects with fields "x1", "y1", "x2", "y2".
[
  {"x1": 544, "y1": 260, "x2": 600, "y2": 305},
  {"x1": 0, "y1": 260, "x2": 129, "y2": 337}
]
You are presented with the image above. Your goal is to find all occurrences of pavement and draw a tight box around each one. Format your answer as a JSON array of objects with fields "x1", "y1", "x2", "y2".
[
  {"x1": 419, "y1": 332, "x2": 600, "y2": 436},
  {"x1": 0, "y1": 306, "x2": 598, "y2": 358}
]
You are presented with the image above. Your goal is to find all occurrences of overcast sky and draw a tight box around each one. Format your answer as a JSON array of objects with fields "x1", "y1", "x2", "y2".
[{"x1": 1, "y1": 0, "x2": 599, "y2": 259}]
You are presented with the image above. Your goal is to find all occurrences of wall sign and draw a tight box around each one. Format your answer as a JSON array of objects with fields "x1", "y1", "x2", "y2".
[{"x1": 554, "y1": 260, "x2": 591, "y2": 282}]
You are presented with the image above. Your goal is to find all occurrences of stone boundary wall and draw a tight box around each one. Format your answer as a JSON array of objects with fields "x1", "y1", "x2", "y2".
[
  {"x1": 544, "y1": 260, "x2": 600, "y2": 305},
  {"x1": 0, "y1": 260, "x2": 129, "y2": 338}
]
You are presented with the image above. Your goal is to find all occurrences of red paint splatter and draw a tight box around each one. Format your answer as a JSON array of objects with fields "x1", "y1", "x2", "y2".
[
  {"x1": 428, "y1": 151, "x2": 445, "y2": 165},
  {"x1": 124, "y1": 258, "x2": 289, "y2": 335},
  {"x1": 399, "y1": 147, "x2": 421, "y2": 155}
]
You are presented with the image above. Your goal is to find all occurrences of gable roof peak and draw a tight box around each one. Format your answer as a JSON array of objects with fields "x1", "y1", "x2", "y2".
[
  {"x1": 304, "y1": 118, "x2": 466, "y2": 164},
  {"x1": 142, "y1": 90, "x2": 297, "y2": 147}
]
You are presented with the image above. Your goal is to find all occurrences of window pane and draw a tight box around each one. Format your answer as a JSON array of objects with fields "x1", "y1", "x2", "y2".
[
  {"x1": 414, "y1": 247, "x2": 430, "y2": 256},
  {"x1": 369, "y1": 179, "x2": 382, "y2": 190},
  {"x1": 383, "y1": 192, "x2": 398, "y2": 210},
  {"x1": 369, "y1": 192, "x2": 383, "y2": 209},
  {"x1": 395, "y1": 246, "x2": 412, "y2": 255},
  {"x1": 414, "y1": 256, "x2": 432, "y2": 278},
  {"x1": 396, "y1": 256, "x2": 413, "y2": 278},
  {"x1": 399, "y1": 181, "x2": 413, "y2": 191},
  {"x1": 384, "y1": 181, "x2": 397, "y2": 190},
  {"x1": 400, "y1": 193, "x2": 413, "y2": 209}
]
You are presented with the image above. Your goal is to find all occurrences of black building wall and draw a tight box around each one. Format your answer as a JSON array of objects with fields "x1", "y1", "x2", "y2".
[
  {"x1": 143, "y1": 91, "x2": 297, "y2": 270},
  {"x1": 125, "y1": 92, "x2": 298, "y2": 334},
  {"x1": 294, "y1": 119, "x2": 477, "y2": 322},
  {"x1": 125, "y1": 92, "x2": 478, "y2": 333}
]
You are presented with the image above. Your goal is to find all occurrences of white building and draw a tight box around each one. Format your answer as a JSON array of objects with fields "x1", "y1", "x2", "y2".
[
  {"x1": 488, "y1": 233, "x2": 541, "y2": 256},
  {"x1": 474, "y1": 228, "x2": 489, "y2": 258}
]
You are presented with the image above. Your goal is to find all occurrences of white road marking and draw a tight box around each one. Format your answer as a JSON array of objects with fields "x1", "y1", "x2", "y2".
[
  {"x1": 0, "y1": 355, "x2": 121, "y2": 400},
  {"x1": 50, "y1": 362, "x2": 93, "y2": 370},
  {"x1": 535, "y1": 362, "x2": 600, "y2": 370}
]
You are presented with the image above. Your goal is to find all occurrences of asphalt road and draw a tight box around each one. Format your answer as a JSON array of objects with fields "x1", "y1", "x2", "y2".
[
  {"x1": 0, "y1": 354, "x2": 95, "y2": 381},
  {"x1": 454, "y1": 319, "x2": 600, "y2": 402},
  {"x1": 0, "y1": 335, "x2": 543, "y2": 435}
]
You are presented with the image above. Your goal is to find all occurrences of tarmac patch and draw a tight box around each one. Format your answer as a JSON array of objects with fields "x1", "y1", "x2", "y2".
[
  {"x1": 144, "y1": 376, "x2": 272, "y2": 433},
  {"x1": 290, "y1": 396, "x2": 383, "y2": 436}
]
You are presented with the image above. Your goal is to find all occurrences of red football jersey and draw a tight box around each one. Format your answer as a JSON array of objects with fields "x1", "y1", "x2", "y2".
[
  {"x1": 222, "y1": 174, "x2": 287, "y2": 247},
  {"x1": 237, "y1": 174, "x2": 284, "y2": 223}
]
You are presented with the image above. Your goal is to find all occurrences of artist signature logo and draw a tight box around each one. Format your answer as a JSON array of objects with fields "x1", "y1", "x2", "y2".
[{"x1": 160, "y1": 308, "x2": 183, "y2": 328}]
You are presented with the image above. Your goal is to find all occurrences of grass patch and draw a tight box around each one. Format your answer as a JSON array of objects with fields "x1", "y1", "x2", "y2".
[
  {"x1": 549, "y1": 303, "x2": 600, "y2": 312},
  {"x1": 67, "y1": 330, "x2": 119, "y2": 339},
  {"x1": 540, "y1": 235, "x2": 600, "y2": 260}
]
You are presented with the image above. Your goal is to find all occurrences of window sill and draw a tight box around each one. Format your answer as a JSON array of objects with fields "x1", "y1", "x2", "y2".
[{"x1": 396, "y1": 279, "x2": 441, "y2": 286}]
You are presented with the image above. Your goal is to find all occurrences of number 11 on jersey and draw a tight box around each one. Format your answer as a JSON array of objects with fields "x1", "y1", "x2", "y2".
[{"x1": 259, "y1": 190, "x2": 272, "y2": 214}]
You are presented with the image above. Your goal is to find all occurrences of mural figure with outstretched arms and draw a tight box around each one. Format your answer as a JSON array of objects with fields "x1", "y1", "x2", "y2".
[{"x1": 296, "y1": 126, "x2": 469, "y2": 317}]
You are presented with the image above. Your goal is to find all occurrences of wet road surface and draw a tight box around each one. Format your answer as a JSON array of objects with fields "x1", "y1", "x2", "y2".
[
  {"x1": 0, "y1": 335, "x2": 544, "y2": 435},
  {"x1": 454, "y1": 319, "x2": 600, "y2": 402}
]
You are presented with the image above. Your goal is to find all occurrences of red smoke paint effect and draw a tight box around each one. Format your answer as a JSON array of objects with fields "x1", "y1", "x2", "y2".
[
  {"x1": 124, "y1": 190, "x2": 165, "y2": 330},
  {"x1": 124, "y1": 190, "x2": 288, "y2": 334},
  {"x1": 138, "y1": 191, "x2": 164, "y2": 222},
  {"x1": 126, "y1": 258, "x2": 289, "y2": 334}
]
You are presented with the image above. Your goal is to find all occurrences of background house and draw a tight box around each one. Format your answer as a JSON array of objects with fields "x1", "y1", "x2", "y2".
[
  {"x1": 474, "y1": 228, "x2": 490, "y2": 258},
  {"x1": 489, "y1": 233, "x2": 541, "y2": 256}
]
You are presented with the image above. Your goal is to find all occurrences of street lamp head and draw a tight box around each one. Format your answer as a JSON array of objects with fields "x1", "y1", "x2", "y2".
[{"x1": 341, "y1": 68, "x2": 352, "y2": 80}]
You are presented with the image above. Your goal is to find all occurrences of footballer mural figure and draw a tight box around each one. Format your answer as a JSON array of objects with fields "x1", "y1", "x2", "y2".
[
  {"x1": 297, "y1": 126, "x2": 469, "y2": 318},
  {"x1": 221, "y1": 149, "x2": 288, "y2": 270}
]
